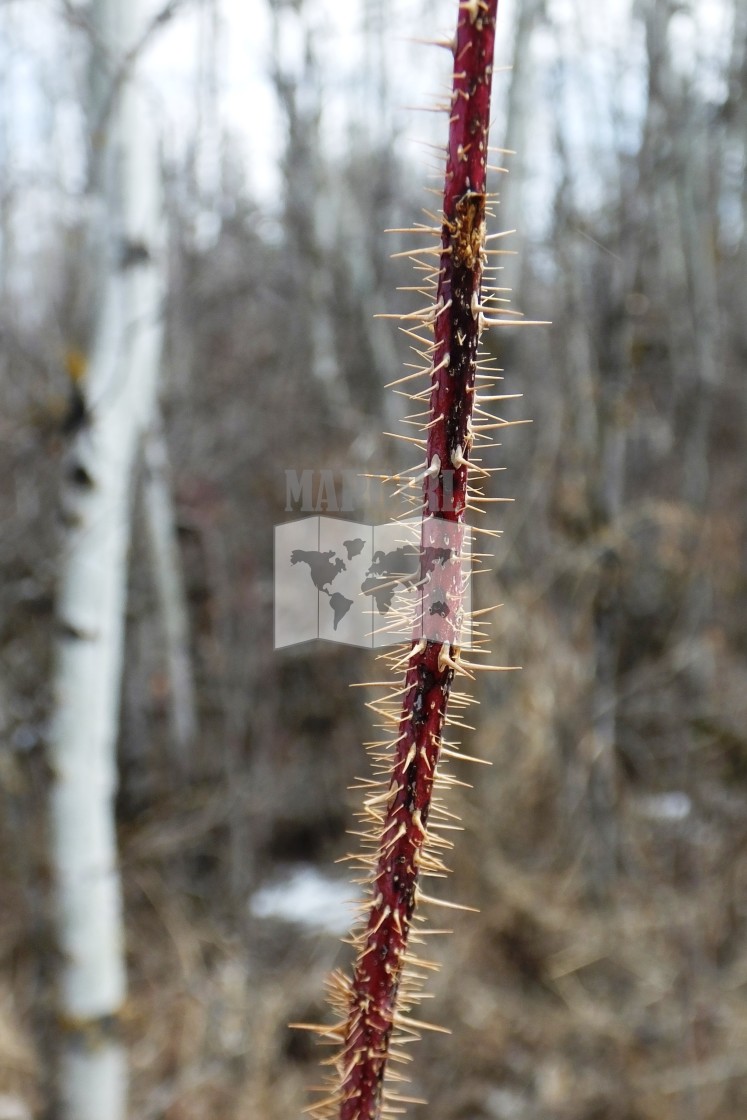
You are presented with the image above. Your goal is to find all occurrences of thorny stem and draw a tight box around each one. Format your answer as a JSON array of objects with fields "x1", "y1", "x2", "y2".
[{"x1": 309, "y1": 4, "x2": 500, "y2": 1119}]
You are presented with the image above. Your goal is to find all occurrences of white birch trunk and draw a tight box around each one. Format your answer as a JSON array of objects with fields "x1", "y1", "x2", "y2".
[
  {"x1": 48, "y1": 0, "x2": 165, "y2": 1114},
  {"x1": 142, "y1": 417, "x2": 198, "y2": 761}
]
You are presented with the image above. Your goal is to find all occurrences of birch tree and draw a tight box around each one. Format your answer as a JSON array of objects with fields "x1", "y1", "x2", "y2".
[
  {"x1": 48, "y1": 0, "x2": 166, "y2": 1114},
  {"x1": 142, "y1": 418, "x2": 198, "y2": 763}
]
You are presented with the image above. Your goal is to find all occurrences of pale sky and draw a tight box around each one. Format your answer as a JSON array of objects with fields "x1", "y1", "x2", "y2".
[{"x1": 0, "y1": 0, "x2": 736, "y2": 299}]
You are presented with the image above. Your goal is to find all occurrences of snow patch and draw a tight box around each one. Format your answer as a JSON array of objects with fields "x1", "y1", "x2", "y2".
[
  {"x1": 250, "y1": 865, "x2": 360, "y2": 935},
  {"x1": 637, "y1": 792, "x2": 692, "y2": 822}
]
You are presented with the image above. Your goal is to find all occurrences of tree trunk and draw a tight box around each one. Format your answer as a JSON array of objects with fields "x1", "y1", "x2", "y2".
[
  {"x1": 142, "y1": 416, "x2": 198, "y2": 764},
  {"x1": 48, "y1": 0, "x2": 165, "y2": 1114}
]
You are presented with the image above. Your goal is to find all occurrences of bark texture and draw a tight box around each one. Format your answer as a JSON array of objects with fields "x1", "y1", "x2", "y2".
[{"x1": 48, "y1": 0, "x2": 165, "y2": 1114}]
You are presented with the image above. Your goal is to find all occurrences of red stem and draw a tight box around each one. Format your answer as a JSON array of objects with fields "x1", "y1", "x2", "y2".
[{"x1": 313, "y1": 5, "x2": 500, "y2": 1119}]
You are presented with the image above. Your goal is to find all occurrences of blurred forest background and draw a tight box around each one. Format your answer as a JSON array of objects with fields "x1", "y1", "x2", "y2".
[{"x1": 1, "y1": 0, "x2": 747, "y2": 1117}]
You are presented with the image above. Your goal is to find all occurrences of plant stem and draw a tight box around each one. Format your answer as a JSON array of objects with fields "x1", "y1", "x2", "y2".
[{"x1": 307, "y1": 4, "x2": 501, "y2": 1119}]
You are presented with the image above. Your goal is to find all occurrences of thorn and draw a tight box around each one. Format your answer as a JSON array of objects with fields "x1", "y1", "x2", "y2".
[
  {"x1": 481, "y1": 318, "x2": 551, "y2": 327},
  {"x1": 454, "y1": 661, "x2": 521, "y2": 672},
  {"x1": 415, "y1": 891, "x2": 480, "y2": 913},
  {"x1": 393, "y1": 1012, "x2": 452, "y2": 1035},
  {"x1": 484, "y1": 229, "x2": 516, "y2": 242},
  {"x1": 385, "y1": 368, "x2": 430, "y2": 389},
  {"x1": 383, "y1": 431, "x2": 428, "y2": 448},
  {"x1": 440, "y1": 747, "x2": 491, "y2": 765}
]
